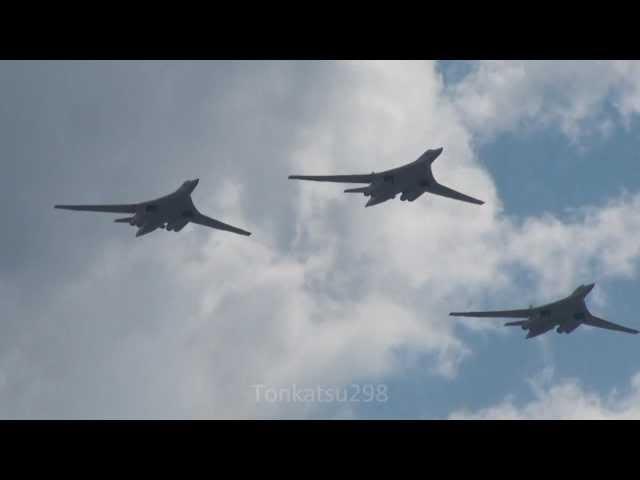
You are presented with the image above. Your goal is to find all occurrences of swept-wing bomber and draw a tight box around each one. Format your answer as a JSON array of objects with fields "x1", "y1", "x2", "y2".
[
  {"x1": 55, "y1": 179, "x2": 251, "y2": 238},
  {"x1": 289, "y1": 147, "x2": 485, "y2": 207},
  {"x1": 450, "y1": 283, "x2": 638, "y2": 339}
]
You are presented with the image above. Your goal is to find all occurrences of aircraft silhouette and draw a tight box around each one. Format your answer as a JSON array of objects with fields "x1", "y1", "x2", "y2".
[
  {"x1": 450, "y1": 283, "x2": 638, "y2": 339},
  {"x1": 289, "y1": 147, "x2": 485, "y2": 207},
  {"x1": 55, "y1": 179, "x2": 251, "y2": 238}
]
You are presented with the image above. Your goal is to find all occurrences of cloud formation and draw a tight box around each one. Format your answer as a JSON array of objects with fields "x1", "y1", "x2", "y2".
[
  {"x1": 0, "y1": 61, "x2": 639, "y2": 418},
  {"x1": 450, "y1": 367, "x2": 640, "y2": 419},
  {"x1": 449, "y1": 60, "x2": 640, "y2": 144}
]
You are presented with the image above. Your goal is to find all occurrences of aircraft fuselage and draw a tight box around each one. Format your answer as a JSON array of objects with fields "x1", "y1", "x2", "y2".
[
  {"x1": 126, "y1": 181, "x2": 200, "y2": 236},
  {"x1": 519, "y1": 297, "x2": 590, "y2": 338},
  {"x1": 55, "y1": 178, "x2": 252, "y2": 238},
  {"x1": 357, "y1": 150, "x2": 439, "y2": 207}
]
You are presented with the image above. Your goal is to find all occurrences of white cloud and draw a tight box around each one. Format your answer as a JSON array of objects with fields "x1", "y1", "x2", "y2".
[
  {"x1": 499, "y1": 192, "x2": 640, "y2": 301},
  {"x1": 450, "y1": 367, "x2": 640, "y2": 419},
  {"x1": 449, "y1": 60, "x2": 640, "y2": 144},
  {"x1": 0, "y1": 61, "x2": 479, "y2": 418},
  {"x1": 1, "y1": 61, "x2": 640, "y2": 418}
]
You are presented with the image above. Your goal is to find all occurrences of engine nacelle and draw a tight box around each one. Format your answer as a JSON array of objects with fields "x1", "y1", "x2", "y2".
[
  {"x1": 557, "y1": 320, "x2": 581, "y2": 334},
  {"x1": 166, "y1": 219, "x2": 189, "y2": 232},
  {"x1": 114, "y1": 216, "x2": 138, "y2": 226},
  {"x1": 400, "y1": 189, "x2": 425, "y2": 202}
]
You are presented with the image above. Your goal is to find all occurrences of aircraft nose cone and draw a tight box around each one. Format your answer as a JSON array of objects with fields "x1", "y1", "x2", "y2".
[{"x1": 584, "y1": 283, "x2": 596, "y2": 293}]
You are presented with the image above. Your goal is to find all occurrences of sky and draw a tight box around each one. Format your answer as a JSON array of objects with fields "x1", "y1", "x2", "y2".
[{"x1": 1, "y1": 60, "x2": 640, "y2": 419}]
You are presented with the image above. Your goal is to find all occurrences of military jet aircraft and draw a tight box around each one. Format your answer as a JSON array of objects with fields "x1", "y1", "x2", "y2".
[
  {"x1": 450, "y1": 283, "x2": 638, "y2": 339},
  {"x1": 54, "y1": 179, "x2": 251, "y2": 238},
  {"x1": 288, "y1": 147, "x2": 485, "y2": 207}
]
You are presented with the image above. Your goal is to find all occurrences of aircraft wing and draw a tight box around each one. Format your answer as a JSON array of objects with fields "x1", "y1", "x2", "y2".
[
  {"x1": 583, "y1": 315, "x2": 638, "y2": 334},
  {"x1": 429, "y1": 183, "x2": 485, "y2": 205},
  {"x1": 54, "y1": 203, "x2": 137, "y2": 213},
  {"x1": 450, "y1": 308, "x2": 532, "y2": 318},
  {"x1": 191, "y1": 213, "x2": 251, "y2": 236},
  {"x1": 288, "y1": 174, "x2": 375, "y2": 184}
]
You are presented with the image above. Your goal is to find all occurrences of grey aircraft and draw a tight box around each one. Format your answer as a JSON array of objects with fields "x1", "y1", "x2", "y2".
[
  {"x1": 450, "y1": 283, "x2": 638, "y2": 339},
  {"x1": 54, "y1": 179, "x2": 251, "y2": 238},
  {"x1": 288, "y1": 147, "x2": 485, "y2": 207}
]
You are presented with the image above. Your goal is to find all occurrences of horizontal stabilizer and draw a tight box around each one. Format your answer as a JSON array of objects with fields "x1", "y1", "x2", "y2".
[
  {"x1": 114, "y1": 217, "x2": 134, "y2": 224},
  {"x1": 344, "y1": 186, "x2": 370, "y2": 193},
  {"x1": 505, "y1": 320, "x2": 528, "y2": 327}
]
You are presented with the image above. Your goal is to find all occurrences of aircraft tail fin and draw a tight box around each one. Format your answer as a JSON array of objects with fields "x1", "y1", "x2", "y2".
[
  {"x1": 571, "y1": 283, "x2": 596, "y2": 298},
  {"x1": 417, "y1": 147, "x2": 444, "y2": 164}
]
